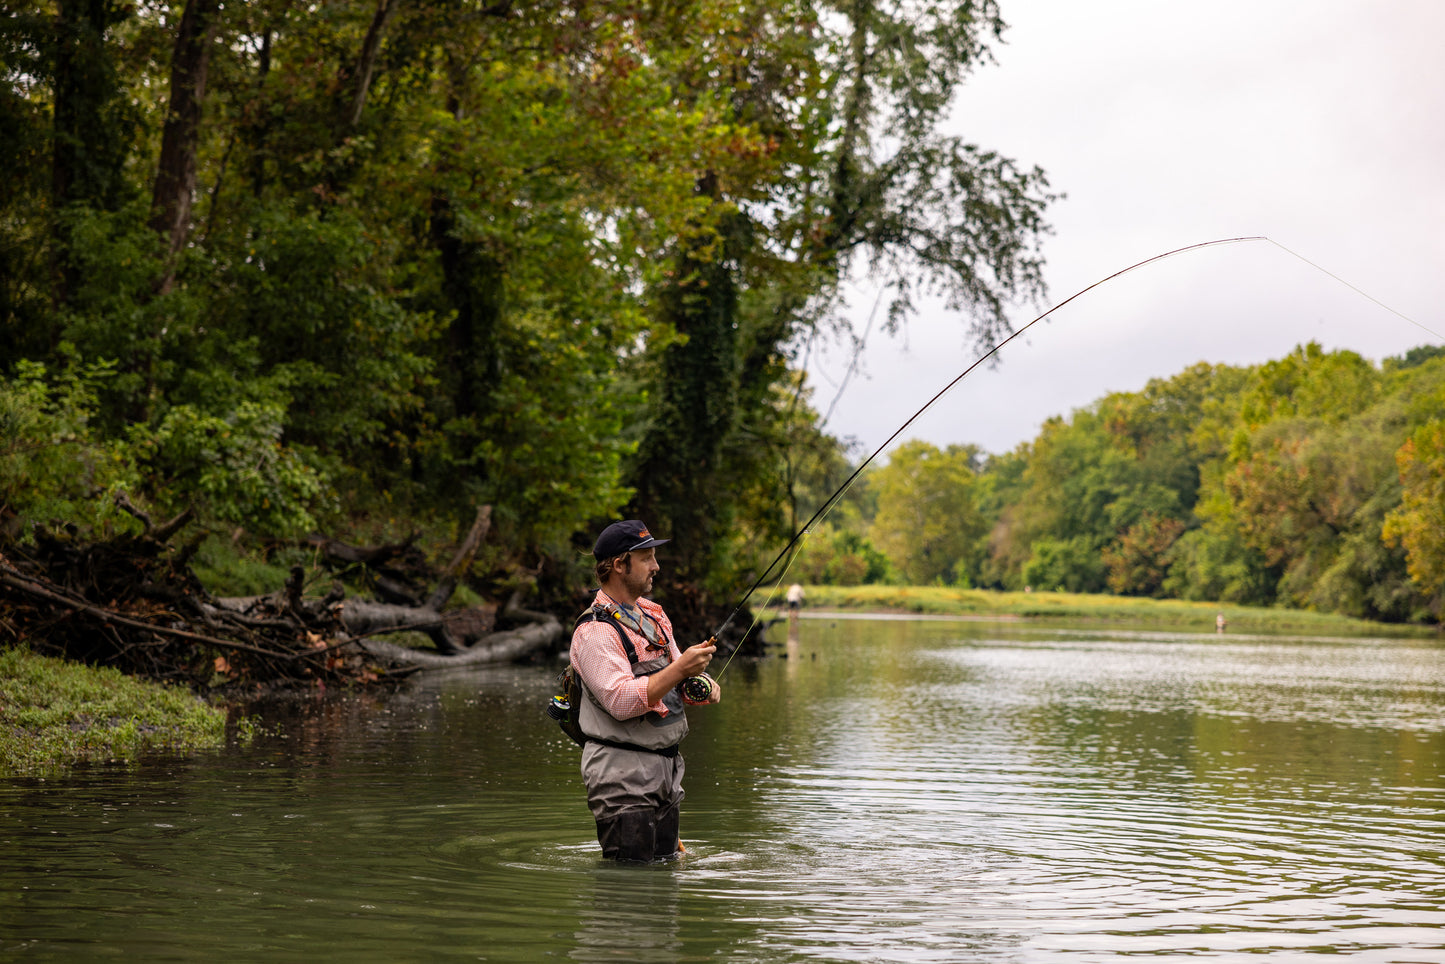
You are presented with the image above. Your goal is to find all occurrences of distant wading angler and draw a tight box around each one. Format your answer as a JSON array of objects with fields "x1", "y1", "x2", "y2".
[{"x1": 570, "y1": 520, "x2": 721, "y2": 862}]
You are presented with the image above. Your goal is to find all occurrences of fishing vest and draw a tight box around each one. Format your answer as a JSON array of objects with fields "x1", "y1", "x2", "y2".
[{"x1": 575, "y1": 605, "x2": 689, "y2": 753}]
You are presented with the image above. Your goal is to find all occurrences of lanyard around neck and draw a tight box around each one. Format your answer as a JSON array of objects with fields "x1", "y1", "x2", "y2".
[{"x1": 613, "y1": 601, "x2": 660, "y2": 646}]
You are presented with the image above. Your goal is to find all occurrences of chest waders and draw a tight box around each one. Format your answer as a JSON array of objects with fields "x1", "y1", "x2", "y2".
[
  {"x1": 574, "y1": 605, "x2": 688, "y2": 862},
  {"x1": 575, "y1": 606, "x2": 690, "y2": 752}
]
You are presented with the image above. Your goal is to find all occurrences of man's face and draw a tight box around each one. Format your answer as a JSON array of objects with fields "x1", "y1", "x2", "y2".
[{"x1": 619, "y1": 547, "x2": 659, "y2": 597}]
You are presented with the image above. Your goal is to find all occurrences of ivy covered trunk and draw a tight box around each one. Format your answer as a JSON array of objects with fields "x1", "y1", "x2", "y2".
[{"x1": 629, "y1": 189, "x2": 745, "y2": 598}]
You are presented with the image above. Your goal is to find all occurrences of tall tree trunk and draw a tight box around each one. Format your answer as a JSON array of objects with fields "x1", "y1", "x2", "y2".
[
  {"x1": 245, "y1": 24, "x2": 274, "y2": 197},
  {"x1": 149, "y1": 0, "x2": 223, "y2": 293},
  {"x1": 343, "y1": 0, "x2": 401, "y2": 132},
  {"x1": 430, "y1": 191, "x2": 504, "y2": 422},
  {"x1": 628, "y1": 173, "x2": 742, "y2": 585},
  {"x1": 50, "y1": 0, "x2": 132, "y2": 307}
]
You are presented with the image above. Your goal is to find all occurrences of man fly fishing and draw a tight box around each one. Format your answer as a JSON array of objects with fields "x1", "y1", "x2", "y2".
[
  {"x1": 560, "y1": 240, "x2": 1313, "y2": 863},
  {"x1": 569, "y1": 520, "x2": 721, "y2": 862}
]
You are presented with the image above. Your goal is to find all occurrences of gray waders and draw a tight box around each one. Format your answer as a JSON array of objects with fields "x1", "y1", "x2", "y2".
[
  {"x1": 575, "y1": 606, "x2": 689, "y2": 862},
  {"x1": 583, "y1": 743, "x2": 685, "y2": 861}
]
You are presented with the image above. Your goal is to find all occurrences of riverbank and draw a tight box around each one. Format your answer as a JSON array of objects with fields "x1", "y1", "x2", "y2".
[
  {"x1": 776, "y1": 585, "x2": 1439, "y2": 637},
  {"x1": 0, "y1": 648, "x2": 235, "y2": 776},
  {"x1": 6, "y1": 585, "x2": 1430, "y2": 776}
]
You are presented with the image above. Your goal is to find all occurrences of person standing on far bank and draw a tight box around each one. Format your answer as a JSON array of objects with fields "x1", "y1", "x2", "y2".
[
  {"x1": 570, "y1": 520, "x2": 721, "y2": 862},
  {"x1": 786, "y1": 583, "x2": 805, "y2": 611}
]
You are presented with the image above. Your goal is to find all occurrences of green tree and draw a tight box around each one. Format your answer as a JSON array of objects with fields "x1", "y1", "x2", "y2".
[
  {"x1": 1102, "y1": 512, "x2": 1186, "y2": 597},
  {"x1": 0, "y1": 359, "x2": 140, "y2": 538},
  {"x1": 1162, "y1": 515, "x2": 1277, "y2": 606},
  {"x1": 1020, "y1": 536, "x2": 1105, "y2": 593},
  {"x1": 953, "y1": 341, "x2": 1445, "y2": 621},
  {"x1": 0, "y1": 0, "x2": 1056, "y2": 616},
  {"x1": 868, "y1": 440, "x2": 983, "y2": 584},
  {"x1": 1383, "y1": 420, "x2": 1445, "y2": 617},
  {"x1": 793, "y1": 523, "x2": 896, "y2": 586},
  {"x1": 1214, "y1": 349, "x2": 1420, "y2": 619},
  {"x1": 986, "y1": 408, "x2": 1180, "y2": 591},
  {"x1": 1235, "y1": 342, "x2": 1378, "y2": 431},
  {"x1": 625, "y1": 0, "x2": 1057, "y2": 607}
]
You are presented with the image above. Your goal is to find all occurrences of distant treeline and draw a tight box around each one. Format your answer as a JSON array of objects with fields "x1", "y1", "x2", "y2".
[
  {"x1": 0, "y1": 0, "x2": 1056, "y2": 627},
  {"x1": 796, "y1": 343, "x2": 1445, "y2": 623}
]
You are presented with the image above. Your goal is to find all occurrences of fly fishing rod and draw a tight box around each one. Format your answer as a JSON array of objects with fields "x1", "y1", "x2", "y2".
[{"x1": 702, "y1": 235, "x2": 1274, "y2": 675}]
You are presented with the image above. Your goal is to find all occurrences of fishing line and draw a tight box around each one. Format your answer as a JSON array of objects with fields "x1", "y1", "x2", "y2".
[
  {"x1": 706, "y1": 233, "x2": 1437, "y2": 678},
  {"x1": 1264, "y1": 238, "x2": 1442, "y2": 342},
  {"x1": 708, "y1": 236, "x2": 1261, "y2": 672}
]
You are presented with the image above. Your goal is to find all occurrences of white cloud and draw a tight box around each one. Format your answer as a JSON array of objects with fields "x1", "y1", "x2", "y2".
[{"x1": 808, "y1": 0, "x2": 1445, "y2": 456}]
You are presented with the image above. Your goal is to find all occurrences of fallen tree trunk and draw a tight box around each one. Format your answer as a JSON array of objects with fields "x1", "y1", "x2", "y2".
[
  {"x1": 357, "y1": 616, "x2": 562, "y2": 669},
  {"x1": 0, "y1": 497, "x2": 561, "y2": 690},
  {"x1": 211, "y1": 506, "x2": 510, "y2": 656}
]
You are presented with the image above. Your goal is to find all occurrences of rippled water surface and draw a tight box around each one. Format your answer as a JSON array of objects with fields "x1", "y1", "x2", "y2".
[{"x1": 4, "y1": 617, "x2": 1443, "y2": 962}]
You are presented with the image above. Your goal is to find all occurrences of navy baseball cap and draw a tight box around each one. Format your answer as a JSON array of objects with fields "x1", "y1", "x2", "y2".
[{"x1": 593, "y1": 520, "x2": 670, "y2": 558}]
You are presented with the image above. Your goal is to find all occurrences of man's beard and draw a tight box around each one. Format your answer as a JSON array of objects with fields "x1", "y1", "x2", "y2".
[{"x1": 620, "y1": 560, "x2": 653, "y2": 598}]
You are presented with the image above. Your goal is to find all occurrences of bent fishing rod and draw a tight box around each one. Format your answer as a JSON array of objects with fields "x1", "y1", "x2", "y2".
[
  {"x1": 702, "y1": 232, "x2": 1443, "y2": 668},
  {"x1": 703, "y1": 235, "x2": 1274, "y2": 669}
]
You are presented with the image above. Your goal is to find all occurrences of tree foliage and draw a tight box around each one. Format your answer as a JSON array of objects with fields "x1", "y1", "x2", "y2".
[
  {"x1": 1, "y1": 0, "x2": 1056, "y2": 623},
  {"x1": 868, "y1": 440, "x2": 983, "y2": 585},
  {"x1": 818, "y1": 343, "x2": 1445, "y2": 624},
  {"x1": 1383, "y1": 419, "x2": 1445, "y2": 617}
]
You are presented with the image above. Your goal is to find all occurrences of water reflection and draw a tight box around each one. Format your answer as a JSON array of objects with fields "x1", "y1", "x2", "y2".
[
  {"x1": 569, "y1": 863, "x2": 684, "y2": 963},
  {"x1": 2, "y1": 621, "x2": 1442, "y2": 962},
  {"x1": 687, "y1": 620, "x2": 1445, "y2": 960}
]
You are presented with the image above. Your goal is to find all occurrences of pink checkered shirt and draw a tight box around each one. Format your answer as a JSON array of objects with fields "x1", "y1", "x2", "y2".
[{"x1": 570, "y1": 590, "x2": 680, "y2": 721}]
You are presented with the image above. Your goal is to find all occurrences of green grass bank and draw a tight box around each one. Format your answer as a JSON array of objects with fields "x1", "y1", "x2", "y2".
[
  {"x1": 0, "y1": 648, "x2": 233, "y2": 776},
  {"x1": 774, "y1": 585, "x2": 1439, "y2": 638}
]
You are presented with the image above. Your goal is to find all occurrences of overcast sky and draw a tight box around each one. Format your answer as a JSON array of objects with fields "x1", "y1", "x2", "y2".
[{"x1": 805, "y1": 0, "x2": 1445, "y2": 458}]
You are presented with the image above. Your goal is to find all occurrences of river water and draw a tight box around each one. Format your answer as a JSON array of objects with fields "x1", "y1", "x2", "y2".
[{"x1": 3, "y1": 616, "x2": 1443, "y2": 962}]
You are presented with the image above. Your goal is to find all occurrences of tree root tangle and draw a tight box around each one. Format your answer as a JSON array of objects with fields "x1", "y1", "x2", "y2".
[{"x1": 0, "y1": 501, "x2": 560, "y2": 693}]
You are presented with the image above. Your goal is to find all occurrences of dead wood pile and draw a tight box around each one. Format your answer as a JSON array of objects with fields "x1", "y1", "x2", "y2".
[{"x1": 0, "y1": 499, "x2": 562, "y2": 691}]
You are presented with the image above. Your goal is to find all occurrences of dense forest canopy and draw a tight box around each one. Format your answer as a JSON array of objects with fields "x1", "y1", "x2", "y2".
[
  {"x1": 4, "y1": 1, "x2": 1438, "y2": 633},
  {"x1": 1, "y1": 0, "x2": 1057, "y2": 631}
]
